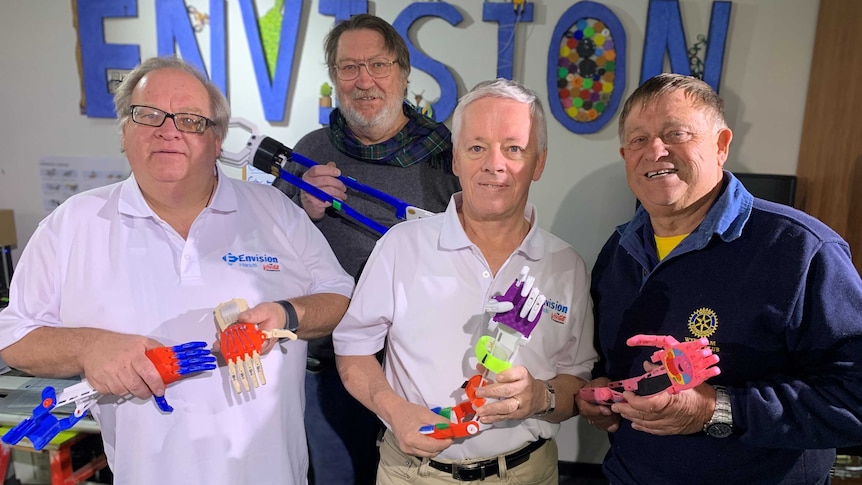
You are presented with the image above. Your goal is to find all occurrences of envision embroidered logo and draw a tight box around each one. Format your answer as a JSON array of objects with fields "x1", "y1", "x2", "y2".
[
  {"x1": 222, "y1": 252, "x2": 281, "y2": 272},
  {"x1": 543, "y1": 298, "x2": 568, "y2": 325}
]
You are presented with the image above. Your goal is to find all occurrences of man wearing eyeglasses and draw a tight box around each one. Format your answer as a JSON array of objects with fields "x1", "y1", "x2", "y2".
[
  {"x1": 0, "y1": 56, "x2": 354, "y2": 484},
  {"x1": 272, "y1": 13, "x2": 460, "y2": 485}
]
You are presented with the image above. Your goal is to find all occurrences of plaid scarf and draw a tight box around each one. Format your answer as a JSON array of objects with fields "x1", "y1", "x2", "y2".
[{"x1": 327, "y1": 103, "x2": 453, "y2": 170}]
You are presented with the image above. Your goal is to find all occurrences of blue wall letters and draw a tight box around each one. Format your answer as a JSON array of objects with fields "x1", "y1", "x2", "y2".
[{"x1": 76, "y1": 0, "x2": 731, "y2": 134}]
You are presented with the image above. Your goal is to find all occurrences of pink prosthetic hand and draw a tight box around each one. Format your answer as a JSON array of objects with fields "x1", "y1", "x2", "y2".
[{"x1": 580, "y1": 335, "x2": 721, "y2": 405}]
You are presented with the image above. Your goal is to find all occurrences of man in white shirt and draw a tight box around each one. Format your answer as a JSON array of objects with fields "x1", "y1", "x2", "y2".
[
  {"x1": 0, "y1": 56, "x2": 353, "y2": 484},
  {"x1": 333, "y1": 78, "x2": 597, "y2": 484}
]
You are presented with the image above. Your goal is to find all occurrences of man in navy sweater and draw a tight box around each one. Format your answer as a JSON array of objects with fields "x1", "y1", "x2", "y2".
[{"x1": 578, "y1": 73, "x2": 862, "y2": 484}]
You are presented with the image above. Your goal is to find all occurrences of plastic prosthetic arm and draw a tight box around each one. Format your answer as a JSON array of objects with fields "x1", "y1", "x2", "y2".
[
  {"x1": 214, "y1": 298, "x2": 297, "y2": 394},
  {"x1": 579, "y1": 335, "x2": 721, "y2": 405},
  {"x1": 479, "y1": 266, "x2": 547, "y2": 374},
  {"x1": 1, "y1": 341, "x2": 216, "y2": 451},
  {"x1": 419, "y1": 374, "x2": 487, "y2": 440},
  {"x1": 219, "y1": 118, "x2": 434, "y2": 235},
  {"x1": 420, "y1": 266, "x2": 547, "y2": 439}
]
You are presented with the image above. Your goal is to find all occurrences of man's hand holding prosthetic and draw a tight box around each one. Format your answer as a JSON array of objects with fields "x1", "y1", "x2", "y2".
[
  {"x1": 579, "y1": 335, "x2": 721, "y2": 405},
  {"x1": 214, "y1": 298, "x2": 298, "y2": 394},
  {"x1": 1, "y1": 340, "x2": 216, "y2": 450},
  {"x1": 145, "y1": 341, "x2": 218, "y2": 411},
  {"x1": 422, "y1": 266, "x2": 547, "y2": 439}
]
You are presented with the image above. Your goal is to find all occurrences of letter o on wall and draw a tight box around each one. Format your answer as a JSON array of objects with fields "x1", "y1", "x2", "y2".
[{"x1": 547, "y1": 1, "x2": 626, "y2": 134}]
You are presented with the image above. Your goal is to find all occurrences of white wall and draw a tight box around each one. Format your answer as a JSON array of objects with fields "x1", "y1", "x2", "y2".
[{"x1": 0, "y1": 0, "x2": 818, "y2": 463}]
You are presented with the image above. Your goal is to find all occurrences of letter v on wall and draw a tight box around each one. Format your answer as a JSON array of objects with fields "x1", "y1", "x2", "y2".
[{"x1": 239, "y1": 0, "x2": 302, "y2": 121}]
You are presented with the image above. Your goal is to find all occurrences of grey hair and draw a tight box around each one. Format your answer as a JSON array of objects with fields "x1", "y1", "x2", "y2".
[
  {"x1": 618, "y1": 73, "x2": 727, "y2": 141},
  {"x1": 452, "y1": 78, "x2": 548, "y2": 153},
  {"x1": 113, "y1": 56, "x2": 230, "y2": 140},
  {"x1": 324, "y1": 14, "x2": 410, "y2": 91}
]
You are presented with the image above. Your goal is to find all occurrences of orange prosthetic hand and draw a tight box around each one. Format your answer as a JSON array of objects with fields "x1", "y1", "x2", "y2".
[
  {"x1": 214, "y1": 298, "x2": 298, "y2": 394},
  {"x1": 420, "y1": 374, "x2": 489, "y2": 439},
  {"x1": 145, "y1": 341, "x2": 216, "y2": 386}
]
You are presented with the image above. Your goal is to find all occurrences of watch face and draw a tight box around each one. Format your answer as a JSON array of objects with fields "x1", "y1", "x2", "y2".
[{"x1": 706, "y1": 423, "x2": 733, "y2": 438}]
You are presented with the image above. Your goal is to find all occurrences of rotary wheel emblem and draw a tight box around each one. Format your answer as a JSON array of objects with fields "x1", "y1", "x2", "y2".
[{"x1": 688, "y1": 308, "x2": 718, "y2": 338}]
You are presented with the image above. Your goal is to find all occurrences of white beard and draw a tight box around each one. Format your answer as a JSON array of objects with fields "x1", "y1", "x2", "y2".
[{"x1": 339, "y1": 92, "x2": 404, "y2": 136}]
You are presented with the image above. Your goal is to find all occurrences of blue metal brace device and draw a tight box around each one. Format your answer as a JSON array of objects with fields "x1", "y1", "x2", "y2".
[
  {"x1": 1, "y1": 382, "x2": 98, "y2": 451},
  {"x1": 219, "y1": 118, "x2": 435, "y2": 235}
]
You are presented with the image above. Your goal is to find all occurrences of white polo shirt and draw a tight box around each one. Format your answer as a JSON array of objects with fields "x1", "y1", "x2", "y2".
[
  {"x1": 0, "y1": 168, "x2": 354, "y2": 484},
  {"x1": 334, "y1": 193, "x2": 597, "y2": 460}
]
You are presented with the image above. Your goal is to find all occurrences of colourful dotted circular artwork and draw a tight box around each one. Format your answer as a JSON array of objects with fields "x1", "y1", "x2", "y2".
[{"x1": 556, "y1": 18, "x2": 617, "y2": 124}]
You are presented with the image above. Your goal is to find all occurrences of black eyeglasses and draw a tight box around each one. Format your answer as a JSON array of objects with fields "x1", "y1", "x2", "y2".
[
  {"x1": 130, "y1": 105, "x2": 216, "y2": 134},
  {"x1": 333, "y1": 59, "x2": 399, "y2": 81}
]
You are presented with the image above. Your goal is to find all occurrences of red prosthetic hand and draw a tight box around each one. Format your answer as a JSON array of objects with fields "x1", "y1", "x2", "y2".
[
  {"x1": 214, "y1": 298, "x2": 297, "y2": 394},
  {"x1": 419, "y1": 375, "x2": 488, "y2": 439}
]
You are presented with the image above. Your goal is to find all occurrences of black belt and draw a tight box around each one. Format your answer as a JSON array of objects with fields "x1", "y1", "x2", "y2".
[{"x1": 428, "y1": 438, "x2": 548, "y2": 481}]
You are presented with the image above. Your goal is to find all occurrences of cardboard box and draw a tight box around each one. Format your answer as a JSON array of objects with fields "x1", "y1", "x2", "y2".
[{"x1": 0, "y1": 209, "x2": 17, "y2": 247}]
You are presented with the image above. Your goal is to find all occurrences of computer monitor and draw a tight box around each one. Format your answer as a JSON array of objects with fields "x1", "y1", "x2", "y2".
[{"x1": 733, "y1": 173, "x2": 797, "y2": 208}]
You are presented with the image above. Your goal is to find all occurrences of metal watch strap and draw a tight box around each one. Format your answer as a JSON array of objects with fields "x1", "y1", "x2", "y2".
[
  {"x1": 534, "y1": 380, "x2": 556, "y2": 417},
  {"x1": 704, "y1": 385, "x2": 733, "y2": 438},
  {"x1": 275, "y1": 300, "x2": 299, "y2": 334}
]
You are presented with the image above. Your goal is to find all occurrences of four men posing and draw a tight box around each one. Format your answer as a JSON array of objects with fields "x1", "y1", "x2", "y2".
[{"x1": 0, "y1": 13, "x2": 861, "y2": 485}]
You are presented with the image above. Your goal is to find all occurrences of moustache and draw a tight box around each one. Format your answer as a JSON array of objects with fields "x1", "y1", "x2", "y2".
[{"x1": 350, "y1": 89, "x2": 385, "y2": 100}]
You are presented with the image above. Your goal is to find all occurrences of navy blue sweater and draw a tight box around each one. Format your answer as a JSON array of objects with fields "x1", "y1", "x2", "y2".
[{"x1": 591, "y1": 172, "x2": 862, "y2": 484}]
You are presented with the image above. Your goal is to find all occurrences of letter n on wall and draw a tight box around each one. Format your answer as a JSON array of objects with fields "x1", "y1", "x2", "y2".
[
  {"x1": 640, "y1": 0, "x2": 732, "y2": 92},
  {"x1": 156, "y1": 0, "x2": 227, "y2": 94}
]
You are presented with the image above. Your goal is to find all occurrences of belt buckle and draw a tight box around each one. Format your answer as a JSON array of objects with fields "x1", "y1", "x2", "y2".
[{"x1": 452, "y1": 461, "x2": 488, "y2": 481}]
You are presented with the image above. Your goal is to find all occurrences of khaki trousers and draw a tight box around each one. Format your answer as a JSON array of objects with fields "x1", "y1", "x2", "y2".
[{"x1": 376, "y1": 430, "x2": 559, "y2": 484}]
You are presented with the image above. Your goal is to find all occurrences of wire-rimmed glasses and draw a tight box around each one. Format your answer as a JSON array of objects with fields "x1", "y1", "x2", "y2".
[{"x1": 333, "y1": 59, "x2": 399, "y2": 81}]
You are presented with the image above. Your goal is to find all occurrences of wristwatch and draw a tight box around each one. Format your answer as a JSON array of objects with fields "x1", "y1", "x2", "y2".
[
  {"x1": 275, "y1": 300, "x2": 299, "y2": 333},
  {"x1": 704, "y1": 385, "x2": 733, "y2": 438},
  {"x1": 534, "y1": 380, "x2": 556, "y2": 417}
]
